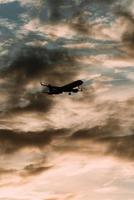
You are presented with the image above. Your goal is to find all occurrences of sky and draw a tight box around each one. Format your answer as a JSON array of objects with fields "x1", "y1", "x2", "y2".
[{"x1": 0, "y1": 0, "x2": 134, "y2": 199}]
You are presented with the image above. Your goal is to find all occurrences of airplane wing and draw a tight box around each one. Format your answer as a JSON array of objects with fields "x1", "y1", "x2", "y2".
[{"x1": 61, "y1": 80, "x2": 83, "y2": 90}]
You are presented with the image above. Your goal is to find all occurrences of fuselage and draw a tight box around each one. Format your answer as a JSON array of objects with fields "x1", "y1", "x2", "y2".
[{"x1": 41, "y1": 80, "x2": 83, "y2": 95}]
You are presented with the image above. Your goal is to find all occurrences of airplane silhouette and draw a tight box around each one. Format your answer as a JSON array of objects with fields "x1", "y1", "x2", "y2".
[{"x1": 40, "y1": 80, "x2": 83, "y2": 95}]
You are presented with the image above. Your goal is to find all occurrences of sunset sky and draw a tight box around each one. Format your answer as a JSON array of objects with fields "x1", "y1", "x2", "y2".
[{"x1": 0, "y1": 0, "x2": 134, "y2": 199}]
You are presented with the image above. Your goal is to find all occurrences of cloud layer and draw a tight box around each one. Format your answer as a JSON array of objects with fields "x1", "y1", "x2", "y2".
[{"x1": 0, "y1": 0, "x2": 134, "y2": 200}]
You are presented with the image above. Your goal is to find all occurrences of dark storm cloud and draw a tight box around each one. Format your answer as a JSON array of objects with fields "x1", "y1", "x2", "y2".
[
  {"x1": 84, "y1": 0, "x2": 115, "y2": 3},
  {"x1": 69, "y1": 0, "x2": 116, "y2": 35},
  {"x1": 123, "y1": 31, "x2": 134, "y2": 46},
  {"x1": 114, "y1": 5, "x2": 134, "y2": 50},
  {"x1": 6, "y1": 45, "x2": 76, "y2": 82},
  {"x1": 0, "y1": 167, "x2": 15, "y2": 175},
  {"x1": 97, "y1": 132, "x2": 134, "y2": 160},
  {"x1": 0, "y1": 44, "x2": 77, "y2": 113},
  {"x1": 36, "y1": 0, "x2": 116, "y2": 26},
  {"x1": 22, "y1": 163, "x2": 53, "y2": 177},
  {"x1": 68, "y1": 112, "x2": 134, "y2": 160},
  {"x1": 7, "y1": 92, "x2": 53, "y2": 114},
  {"x1": 0, "y1": 128, "x2": 68, "y2": 154},
  {"x1": 0, "y1": 158, "x2": 52, "y2": 177},
  {"x1": 23, "y1": 0, "x2": 81, "y2": 24},
  {"x1": 94, "y1": 101, "x2": 134, "y2": 161},
  {"x1": 52, "y1": 117, "x2": 121, "y2": 154},
  {"x1": 0, "y1": 79, "x2": 53, "y2": 114},
  {"x1": 45, "y1": 0, "x2": 65, "y2": 23},
  {"x1": 45, "y1": 97, "x2": 134, "y2": 160},
  {"x1": 70, "y1": 12, "x2": 92, "y2": 35},
  {"x1": 75, "y1": 0, "x2": 116, "y2": 12},
  {"x1": 70, "y1": 117, "x2": 121, "y2": 140},
  {"x1": 0, "y1": 163, "x2": 52, "y2": 177},
  {"x1": 114, "y1": 5, "x2": 134, "y2": 24}
]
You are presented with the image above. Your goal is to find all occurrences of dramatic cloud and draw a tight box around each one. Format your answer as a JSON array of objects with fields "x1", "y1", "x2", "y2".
[
  {"x1": 0, "y1": 167, "x2": 15, "y2": 175},
  {"x1": 0, "y1": 128, "x2": 68, "y2": 154},
  {"x1": 0, "y1": 0, "x2": 134, "y2": 200},
  {"x1": 98, "y1": 132, "x2": 134, "y2": 160},
  {"x1": 0, "y1": 44, "x2": 79, "y2": 114},
  {"x1": 21, "y1": 163, "x2": 53, "y2": 177},
  {"x1": 113, "y1": 2, "x2": 134, "y2": 55},
  {"x1": 4, "y1": 45, "x2": 76, "y2": 81}
]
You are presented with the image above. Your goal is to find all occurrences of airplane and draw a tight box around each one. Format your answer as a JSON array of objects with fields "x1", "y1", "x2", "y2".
[{"x1": 40, "y1": 80, "x2": 83, "y2": 95}]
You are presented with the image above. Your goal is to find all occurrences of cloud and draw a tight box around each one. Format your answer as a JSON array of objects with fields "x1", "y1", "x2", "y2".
[
  {"x1": 97, "y1": 132, "x2": 134, "y2": 160},
  {"x1": 70, "y1": 121, "x2": 119, "y2": 141},
  {"x1": 0, "y1": 43, "x2": 78, "y2": 114},
  {"x1": 0, "y1": 128, "x2": 68, "y2": 154},
  {"x1": 44, "y1": 0, "x2": 64, "y2": 23},
  {"x1": 5, "y1": 45, "x2": 76, "y2": 82},
  {"x1": 21, "y1": 163, "x2": 53, "y2": 177},
  {"x1": 0, "y1": 0, "x2": 16, "y2": 4},
  {"x1": 113, "y1": 3, "x2": 134, "y2": 55},
  {"x1": 0, "y1": 1, "x2": 134, "y2": 200},
  {"x1": 0, "y1": 167, "x2": 15, "y2": 175},
  {"x1": 63, "y1": 98, "x2": 134, "y2": 160},
  {"x1": 6, "y1": 92, "x2": 54, "y2": 114}
]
